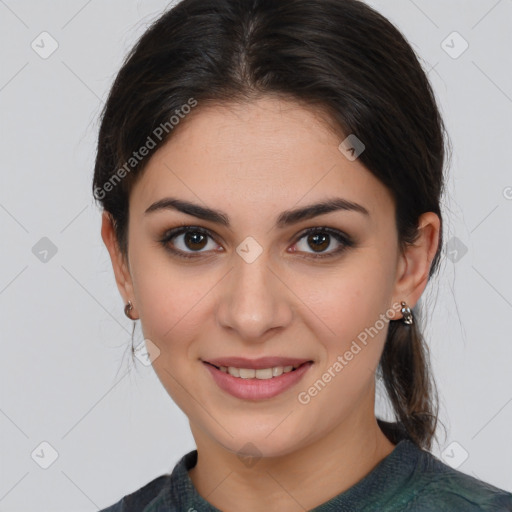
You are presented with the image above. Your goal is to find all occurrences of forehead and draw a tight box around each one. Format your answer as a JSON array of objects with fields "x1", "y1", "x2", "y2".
[{"x1": 130, "y1": 97, "x2": 394, "y2": 223}]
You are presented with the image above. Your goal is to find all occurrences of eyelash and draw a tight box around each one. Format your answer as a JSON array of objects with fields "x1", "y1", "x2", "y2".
[{"x1": 158, "y1": 225, "x2": 355, "y2": 260}]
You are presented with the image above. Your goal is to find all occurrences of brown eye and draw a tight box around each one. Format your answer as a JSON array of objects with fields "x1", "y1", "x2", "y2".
[
  {"x1": 292, "y1": 227, "x2": 355, "y2": 259},
  {"x1": 306, "y1": 232, "x2": 330, "y2": 252},
  {"x1": 159, "y1": 226, "x2": 220, "y2": 258},
  {"x1": 183, "y1": 231, "x2": 208, "y2": 251}
]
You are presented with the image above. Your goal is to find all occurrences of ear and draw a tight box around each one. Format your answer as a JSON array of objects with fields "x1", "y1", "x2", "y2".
[
  {"x1": 101, "y1": 211, "x2": 138, "y2": 319},
  {"x1": 391, "y1": 212, "x2": 441, "y2": 319}
]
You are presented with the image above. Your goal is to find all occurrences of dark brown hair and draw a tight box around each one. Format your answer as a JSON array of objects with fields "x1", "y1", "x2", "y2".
[{"x1": 93, "y1": 0, "x2": 451, "y2": 451}]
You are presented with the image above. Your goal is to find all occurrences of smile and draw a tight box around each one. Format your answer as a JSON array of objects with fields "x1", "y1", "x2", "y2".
[
  {"x1": 206, "y1": 363, "x2": 300, "y2": 380},
  {"x1": 202, "y1": 361, "x2": 313, "y2": 400}
]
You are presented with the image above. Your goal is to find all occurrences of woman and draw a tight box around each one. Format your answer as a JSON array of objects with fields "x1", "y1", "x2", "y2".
[{"x1": 94, "y1": 0, "x2": 512, "y2": 510}]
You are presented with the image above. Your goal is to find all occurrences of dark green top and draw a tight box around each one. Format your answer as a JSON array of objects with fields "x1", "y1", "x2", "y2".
[{"x1": 100, "y1": 422, "x2": 512, "y2": 511}]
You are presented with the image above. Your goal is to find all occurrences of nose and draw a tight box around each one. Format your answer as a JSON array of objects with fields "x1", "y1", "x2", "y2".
[{"x1": 216, "y1": 250, "x2": 293, "y2": 343}]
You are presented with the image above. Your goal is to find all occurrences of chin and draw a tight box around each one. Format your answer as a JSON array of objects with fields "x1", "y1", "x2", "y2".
[{"x1": 211, "y1": 421, "x2": 312, "y2": 461}]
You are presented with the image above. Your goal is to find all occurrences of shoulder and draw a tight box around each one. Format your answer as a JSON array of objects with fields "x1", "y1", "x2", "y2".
[
  {"x1": 400, "y1": 445, "x2": 512, "y2": 511},
  {"x1": 99, "y1": 474, "x2": 171, "y2": 512},
  {"x1": 98, "y1": 450, "x2": 202, "y2": 512}
]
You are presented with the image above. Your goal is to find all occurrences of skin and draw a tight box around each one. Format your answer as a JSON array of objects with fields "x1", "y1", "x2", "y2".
[{"x1": 101, "y1": 96, "x2": 440, "y2": 512}]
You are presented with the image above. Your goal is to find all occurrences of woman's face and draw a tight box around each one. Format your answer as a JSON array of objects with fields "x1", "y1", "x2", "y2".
[{"x1": 104, "y1": 96, "x2": 432, "y2": 458}]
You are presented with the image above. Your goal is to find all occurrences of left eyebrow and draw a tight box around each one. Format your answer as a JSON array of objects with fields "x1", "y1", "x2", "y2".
[
  {"x1": 144, "y1": 196, "x2": 370, "y2": 228},
  {"x1": 276, "y1": 198, "x2": 370, "y2": 228}
]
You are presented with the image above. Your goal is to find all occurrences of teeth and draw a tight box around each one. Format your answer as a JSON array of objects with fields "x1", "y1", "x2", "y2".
[
  {"x1": 272, "y1": 366, "x2": 283, "y2": 377},
  {"x1": 220, "y1": 365, "x2": 299, "y2": 380}
]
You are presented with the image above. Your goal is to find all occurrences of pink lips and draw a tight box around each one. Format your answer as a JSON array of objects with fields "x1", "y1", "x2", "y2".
[{"x1": 203, "y1": 360, "x2": 313, "y2": 400}]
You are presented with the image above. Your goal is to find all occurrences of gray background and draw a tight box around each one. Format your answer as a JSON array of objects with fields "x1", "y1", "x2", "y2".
[{"x1": 0, "y1": 0, "x2": 511, "y2": 510}]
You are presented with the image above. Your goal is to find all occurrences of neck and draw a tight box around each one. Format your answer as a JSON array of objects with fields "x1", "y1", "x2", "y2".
[{"x1": 188, "y1": 413, "x2": 396, "y2": 512}]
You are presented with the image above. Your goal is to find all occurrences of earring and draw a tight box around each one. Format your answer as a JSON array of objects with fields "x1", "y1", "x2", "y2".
[
  {"x1": 124, "y1": 300, "x2": 135, "y2": 320},
  {"x1": 400, "y1": 301, "x2": 413, "y2": 325}
]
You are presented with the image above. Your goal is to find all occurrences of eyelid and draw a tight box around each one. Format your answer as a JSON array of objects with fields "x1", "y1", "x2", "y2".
[
  {"x1": 158, "y1": 225, "x2": 354, "y2": 259},
  {"x1": 290, "y1": 226, "x2": 354, "y2": 258},
  {"x1": 158, "y1": 225, "x2": 222, "y2": 259}
]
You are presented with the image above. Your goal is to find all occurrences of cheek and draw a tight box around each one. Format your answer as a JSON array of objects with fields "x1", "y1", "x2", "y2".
[
  {"x1": 128, "y1": 243, "x2": 196, "y2": 348},
  {"x1": 306, "y1": 255, "x2": 393, "y2": 332},
  {"x1": 299, "y1": 254, "x2": 395, "y2": 378},
  {"x1": 134, "y1": 270, "x2": 208, "y2": 345},
  {"x1": 130, "y1": 258, "x2": 210, "y2": 410},
  {"x1": 294, "y1": 274, "x2": 391, "y2": 424}
]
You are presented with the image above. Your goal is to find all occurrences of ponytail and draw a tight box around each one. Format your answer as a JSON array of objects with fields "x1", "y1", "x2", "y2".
[{"x1": 378, "y1": 304, "x2": 440, "y2": 451}]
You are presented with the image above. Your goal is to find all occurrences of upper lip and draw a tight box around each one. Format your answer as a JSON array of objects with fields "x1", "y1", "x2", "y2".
[{"x1": 202, "y1": 357, "x2": 313, "y2": 369}]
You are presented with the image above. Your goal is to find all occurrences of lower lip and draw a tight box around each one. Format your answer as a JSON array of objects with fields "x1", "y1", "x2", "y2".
[{"x1": 203, "y1": 361, "x2": 313, "y2": 400}]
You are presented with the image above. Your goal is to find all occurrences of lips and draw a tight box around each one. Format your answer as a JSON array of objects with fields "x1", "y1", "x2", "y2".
[
  {"x1": 203, "y1": 359, "x2": 314, "y2": 400},
  {"x1": 203, "y1": 356, "x2": 312, "y2": 370}
]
